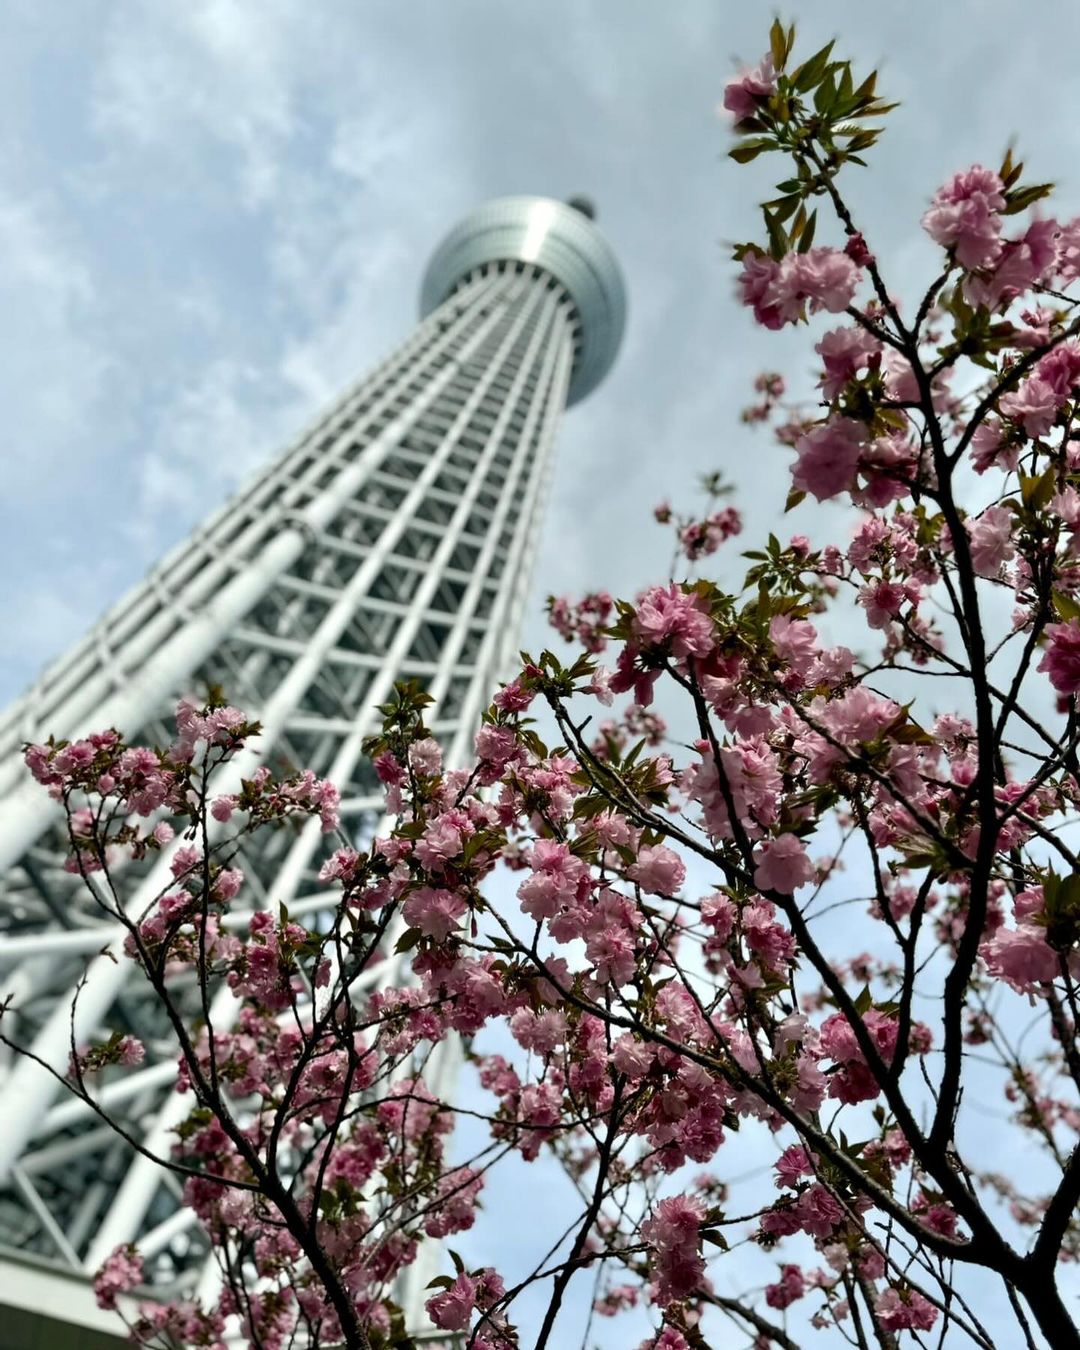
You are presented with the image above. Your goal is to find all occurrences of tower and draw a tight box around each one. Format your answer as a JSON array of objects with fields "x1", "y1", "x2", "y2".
[{"x1": 0, "y1": 197, "x2": 625, "y2": 1342}]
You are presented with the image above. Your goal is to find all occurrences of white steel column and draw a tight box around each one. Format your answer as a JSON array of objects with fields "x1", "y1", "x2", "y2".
[
  {"x1": 0, "y1": 297, "x2": 523, "y2": 1181},
  {"x1": 83, "y1": 282, "x2": 568, "y2": 1264}
]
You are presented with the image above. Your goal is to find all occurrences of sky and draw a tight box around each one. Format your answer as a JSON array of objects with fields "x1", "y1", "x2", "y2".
[
  {"x1": 10, "y1": 0, "x2": 1080, "y2": 705},
  {"x1": 5, "y1": 1, "x2": 1080, "y2": 1343}
]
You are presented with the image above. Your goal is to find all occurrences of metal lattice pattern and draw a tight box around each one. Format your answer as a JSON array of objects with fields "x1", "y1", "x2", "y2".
[{"x1": 0, "y1": 261, "x2": 578, "y2": 1309}]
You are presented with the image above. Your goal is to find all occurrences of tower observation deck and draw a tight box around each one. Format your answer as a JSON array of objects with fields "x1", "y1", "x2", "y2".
[{"x1": 0, "y1": 197, "x2": 625, "y2": 1345}]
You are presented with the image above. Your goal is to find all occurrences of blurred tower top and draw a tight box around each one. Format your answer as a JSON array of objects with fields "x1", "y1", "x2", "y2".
[{"x1": 420, "y1": 194, "x2": 626, "y2": 404}]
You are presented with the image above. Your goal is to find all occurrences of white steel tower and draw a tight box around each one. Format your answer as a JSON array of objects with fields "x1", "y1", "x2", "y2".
[{"x1": 0, "y1": 195, "x2": 625, "y2": 1344}]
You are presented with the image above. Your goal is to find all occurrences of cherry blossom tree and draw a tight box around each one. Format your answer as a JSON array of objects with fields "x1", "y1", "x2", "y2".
[{"x1": 8, "y1": 18, "x2": 1080, "y2": 1349}]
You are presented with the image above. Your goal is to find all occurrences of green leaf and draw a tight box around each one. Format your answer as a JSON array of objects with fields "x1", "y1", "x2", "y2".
[
  {"x1": 797, "y1": 208, "x2": 818, "y2": 253},
  {"x1": 1002, "y1": 182, "x2": 1054, "y2": 216},
  {"x1": 890, "y1": 721, "x2": 935, "y2": 747},
  {"x1": 1045, "y1": 871, "x2": 1080, "y2": 924},
  {"x1": 1058, "y1": 874, "x2": 1080, "y2": 911},
  {"x1": 769, "y1": 18, "x2": 788, "y2": 72},
  {"x1": 1053, "y1": 591, "x2": 1080, "y2": 622},
  {"x1": 766, "y1": 193, "x2": 802, "y2": 223},
  {"x1": 785, "y1": 488, "x2": 807, "y2": 513},
  {"x1": 792, "y1": 40, "x2": 835, "y2": 93},
  {"x1": 1020, "y1": 467, "x2": 1055, "y2": 511},
  {"x1": 394, "y1": 927, "x2": 422, "y2": 954},
  {"x1": 764, "y1": 208, "x2": 789, "y2": 260},
  {"x1": 814, "y1": 70, "x2": 837, "y2": 115},
  {"x1": 729, "y1": 138, "x2": 773, "y2": 164},
  {"x1": 847, "y1": 128, "x2": 881, "y2": 154},
  {"x1": 901, "y1": 850, "x2": 944, "y2": 871},
  {"x1": 623, "y1": 739, "x2": 646, "y2": 772}
]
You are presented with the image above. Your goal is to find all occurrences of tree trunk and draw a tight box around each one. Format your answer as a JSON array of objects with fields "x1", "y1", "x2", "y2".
[{"x1": 1022, "y1": 1276, "x2": 1080, "y2": 1350}]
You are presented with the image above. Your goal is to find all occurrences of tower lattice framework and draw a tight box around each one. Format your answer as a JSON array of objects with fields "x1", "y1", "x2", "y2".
[{"x1": 0, "y1": 196, "x2": 624, "y2": 1339}]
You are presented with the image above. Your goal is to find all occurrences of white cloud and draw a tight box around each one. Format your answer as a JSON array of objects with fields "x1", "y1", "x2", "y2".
[
  {"x1": 130, "y1": 356, "x2": 310, "y2": 546},
  {"x1": 0, "y1": 190, "x2": 117, "y2": 491},
  {"x1": 0, "y1": 583, "x2": 101, "y2": 697},
  {"x1": 91, "y1": 0, "x2": 304, "y2": 208}
]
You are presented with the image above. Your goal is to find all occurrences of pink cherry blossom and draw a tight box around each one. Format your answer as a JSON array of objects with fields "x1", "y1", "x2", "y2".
[
  {"x1": 794, "y1": 1182, "x2": 844, "y2": 1238},
  {"x1": 980, "y1": 923, "x2": 1060, "y2": 992},
  {"x1": 722, "y1": 52, "x2": 776, "y2": 122},
  {"x1": 816, "y1": 324, "x2": 882, "y2": 399},
  {"x1": 970, "y1": 418, "x2": 1017, "y2": 473},
  {"x1": 753, "y1": 834, "x2": 814, "y2": 895},
  {"x1": 922, "y1": 165, "x2": 1005, "y2": 269},
  {"x1": 517, "y1": 839, "x2": 589, "y2": 920},
  {"x1": 1039, "y1": 619, "x2": 1080, "y2": 695},
  {"x1": 775, "y1": 1143, "x2": 813, "y2": 1188},
  {"x1": 737, "y1": 252, "x2": 784, "y2": 330},
  {"x1": 492, "y1": 677, "x2": 534, "y2": 712},
  {"x1": 999, "y1": 374, "x2": 1060, "y2": 437},
  {"x1": 770, "y1": 248, "x2": 862, "y2": 320},
  {"x1": 641, "y1": 1194, "x2": 706, "y2": 1306},
  {"x1": 586, "y1": 925, "x2": 637, "y2": 985},
  {"x1": 792, "y1": 417, "x2": 864, "y2": 501},
  {"x1": 765, "y1": 1263, "x2": 806, "y2": 1309},
  {"x1": 679, "y1": 506, "x2": 742, "y2": 560},
  {"x1": 611, "y1": 1034, "x2": 655, "y2": 1079},
  {"x1": 474, "y1": 723, "x2": 519, "y2": 770},
  {"x1": 402, "y1": 887, "x2": 467, "y2": 942},
  {"x1": 769, "y1": 614, "x2": 819, "y2": 677},
  {"x1": 510, "y1": 1008, "x2": 566, "y2": 1056},
  {"x1": 632, "y1": 585, "x2": 715, "y2": 659},
  {"x1": 966, "y1": 505, "x2": 1015, "y2": 577},
  {"x1": 116, "y1": 1035, "x2": 145, "y2": 1067},
  {"x1": 426, "y1": 1272, "x2": 477, "y2": 1331},
  {"x1": 585, "y1": 665, "x2": 615, "y2": 705},
  {"x1": 700, "y1": 893, "x2": 736, "y2": 942},
  {"x1": 965, "y1": 217, "x2": 1061, "y2": 309},
  {"x1": 94, "y1": 1244, "x2": 143, "y2": 1309},
  {"x1": 1038, "y1": 338, "x2": 1080, "y2": 397},
  {"x1": 858, "y1": 580, "x2": 906, "y2": 629},
  {"x1": 845, "y1": 231, "x2": 873, "y2": 266},
  {"x1": 374, "y1": 750, "x2": 404, "y2": 785},
  {"x1": 875, "y1": 1286, "x2": 939, "y2": 1332},
  {"x1": 210, "y1": 794, "x2": 235, "y2": 822},
  {"x1": 742, "y1": 899, "x2": 796, "y2": 970},
  {"x1": 629, "y1": 844, "x2": 686, "y2": 896},
  {"x1": 640, "y1": 1330, "x2": 690, "y2": 1350},
  {"x1": 409, "y1": 737, "x2": 443, "y2": 775}
]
